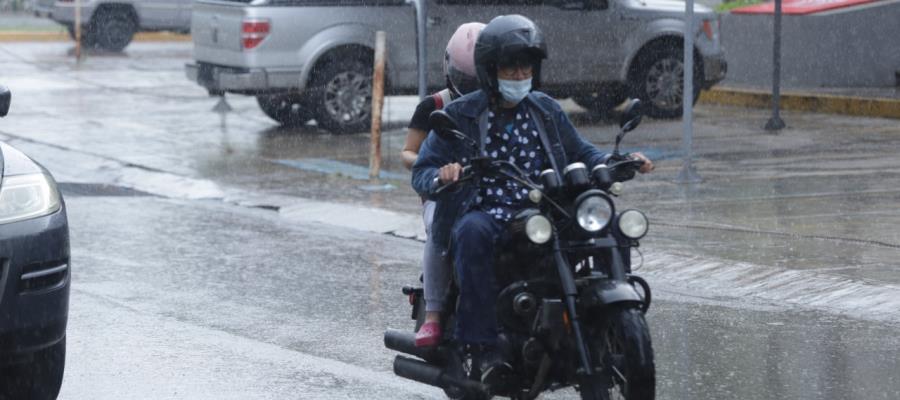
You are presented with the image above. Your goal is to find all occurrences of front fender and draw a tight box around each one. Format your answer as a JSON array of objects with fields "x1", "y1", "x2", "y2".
[
  {"x1": 580, "y1": 278, "x2": 644, "y2": 310},
  {"x1": 296, "y1": 23, "x2": 399, "y2": 92}
]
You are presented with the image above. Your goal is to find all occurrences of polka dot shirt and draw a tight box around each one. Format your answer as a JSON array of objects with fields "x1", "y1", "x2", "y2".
[{"x1": 475, "y1": 104, "x2": 548, "y2": 222}]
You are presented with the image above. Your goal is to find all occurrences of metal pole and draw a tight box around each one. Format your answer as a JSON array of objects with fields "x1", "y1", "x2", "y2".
[
  {"x1": 74, "y1": 0, "x2": 82, "y2": 61},
  {"x1": 676, "y1": 0, "x2": 702, "y2": 183},
  {"x1": 409, "y1": 0, "x2": 428, "y2": 100},
  {"x1": 369, "y1": 31, "x2": 387, "y2": 180},
  {"x1": 765, "y1": 0, "x2": 786, "y2": 131}
]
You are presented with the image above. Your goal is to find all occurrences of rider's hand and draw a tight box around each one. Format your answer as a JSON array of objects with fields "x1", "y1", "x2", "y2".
[
  {"x1": 439, "y1": 163, "x2": 463, "y2": 184},
  {"x1": 631, "y1": 152, "x2": 655, "y2": 174}
]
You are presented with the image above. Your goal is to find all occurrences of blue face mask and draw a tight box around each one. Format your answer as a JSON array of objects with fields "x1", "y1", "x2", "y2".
[{"x1": 497, "y1": 77, "x2": 532, "y2": 104}]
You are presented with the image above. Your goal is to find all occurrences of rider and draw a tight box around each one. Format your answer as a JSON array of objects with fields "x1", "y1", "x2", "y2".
[
  {"x1": 401, "y1": 22, "x2": 486, "y2": 348},
  {"x1": 411, "y1": 14, "x2": 654, "y2": 385}
]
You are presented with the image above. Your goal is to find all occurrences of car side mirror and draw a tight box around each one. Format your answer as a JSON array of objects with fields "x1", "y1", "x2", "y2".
[{"x1": 0, "y1": 86, "x2": 10, "y2": 118}]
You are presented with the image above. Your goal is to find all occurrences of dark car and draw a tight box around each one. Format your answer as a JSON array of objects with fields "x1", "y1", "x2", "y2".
[{"x1": 0, "y1": 86, "x2": 70, "y2": 400}]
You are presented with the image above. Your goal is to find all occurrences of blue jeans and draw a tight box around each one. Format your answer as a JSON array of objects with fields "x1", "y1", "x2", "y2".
[{"x1": 452, "y1": 210, "x2": 505, "y2": 345}]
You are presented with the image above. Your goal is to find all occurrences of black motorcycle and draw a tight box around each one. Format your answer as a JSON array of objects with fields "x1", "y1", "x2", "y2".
[{"x1": 384, "y1": 100, "x2": 655, "y2": 400}]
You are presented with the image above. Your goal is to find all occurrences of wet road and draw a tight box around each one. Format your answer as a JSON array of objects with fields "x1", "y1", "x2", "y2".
[
  {"x1": 2, "y1": 42, "x2": 900, "y2": 398},
  {"x1": 59, "y1": 193, "x2": 900, "y2": 399}
]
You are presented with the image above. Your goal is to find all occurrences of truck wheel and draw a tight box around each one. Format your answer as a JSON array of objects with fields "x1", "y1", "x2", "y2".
[
  {"x1": 90, "y1": 7, "x2": 136, "y2": 52},
  {"x1": 309, "y1": 58, "x2": 372, "y2": 134},
  {"x1": 573, "y1": 89, "x2": 628, "y2": 119},
  {"x1": 256, "y1": 94, "x2": 314, "y2": 127},
  {"x1": 67, "y1": 24, "x2": 97, "y2": 47},
  {"x1": 630, "y1": 45, "x2": 701, "y2": 119},
  {"x1": 0, "y1": 338, "x2": 66, "y2": 400}
]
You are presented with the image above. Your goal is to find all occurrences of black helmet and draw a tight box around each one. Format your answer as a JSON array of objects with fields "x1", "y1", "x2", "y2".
[{"x1": 473, "y1": 15, "x2": 548, "y2": 100}]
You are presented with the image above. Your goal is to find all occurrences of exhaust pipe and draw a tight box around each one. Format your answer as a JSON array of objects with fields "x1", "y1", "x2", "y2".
[
  {"x1": 383, "y1": 329, "x2": 436, "y2": 361},
  {"x1": 393, "y1": 355, "x2": 489, "y2": 396}
]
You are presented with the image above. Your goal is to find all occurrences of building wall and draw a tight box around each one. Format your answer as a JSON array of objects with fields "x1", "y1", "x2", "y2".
[{"x1": 720, "y1": 1, "x2": 900, "y2": 88}]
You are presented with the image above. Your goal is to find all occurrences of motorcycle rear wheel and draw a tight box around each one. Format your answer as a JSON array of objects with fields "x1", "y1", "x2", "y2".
[{"x1": 579, "y1": 307, "x2": 655, "y2": 400}]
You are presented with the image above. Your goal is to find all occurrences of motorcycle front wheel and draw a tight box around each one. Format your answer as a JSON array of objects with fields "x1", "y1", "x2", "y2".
[{"x1": 579, "y1": 306, "x2": 655, "y2": 400}]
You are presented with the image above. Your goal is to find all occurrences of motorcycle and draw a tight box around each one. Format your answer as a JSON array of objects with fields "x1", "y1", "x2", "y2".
[{"x1": 384, "y1": 99, "x2": 655, "y2": 400}]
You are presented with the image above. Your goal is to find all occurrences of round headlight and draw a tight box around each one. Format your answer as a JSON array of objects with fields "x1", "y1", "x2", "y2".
[
  {"x1": 618, "y1": 209, "x2": 649, "y2": 239},
  {"x1": 576, "y1": 195, "x2": 613, "y2": 233},
  {"x1": 525, "y1": 215, "x2": 552, "y2": 244}
]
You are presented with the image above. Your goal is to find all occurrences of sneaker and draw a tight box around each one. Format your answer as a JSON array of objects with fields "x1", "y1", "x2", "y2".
[{"x1": 414, "y1": 321, "x2": 442, "y2": 347}]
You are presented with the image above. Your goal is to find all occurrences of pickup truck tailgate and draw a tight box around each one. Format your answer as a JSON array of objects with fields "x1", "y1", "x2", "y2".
[{"x1": 191, "y1": 0, "x2": 248, "y2": 66}]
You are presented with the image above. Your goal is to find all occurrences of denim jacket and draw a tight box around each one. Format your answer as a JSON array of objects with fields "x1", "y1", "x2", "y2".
[{"x1": 412, "y1": 90, "x2": 611, "y2": 253}]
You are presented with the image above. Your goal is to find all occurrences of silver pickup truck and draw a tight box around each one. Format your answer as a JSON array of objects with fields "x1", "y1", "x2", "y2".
[
  {"x1": 186, "y1": 0, "x2": 726, "y2": 133},
  {"x1": 33, "y1": 0, "x2": 191, "y2": 52}
]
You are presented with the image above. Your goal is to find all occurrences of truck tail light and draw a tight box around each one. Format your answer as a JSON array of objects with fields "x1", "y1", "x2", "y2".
[
  {"x1": 702, "y1": 20, "x2": 715, "y2": 40},
  {"x1": 242, "y1": 18, "x2": 270, "y2": 50}
]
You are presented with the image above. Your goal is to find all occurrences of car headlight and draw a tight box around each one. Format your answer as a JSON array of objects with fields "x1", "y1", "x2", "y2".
[
  {"x1": 576, "y1": 194, "x2": 613, "y2": 233},
  {"x1": 525, "y1": 215, "x2": 552, "y2": 244},
  {"x1": 0, "y1": 173, "x2": 62, "y2": 225},
  {"x1": 618, "y1": 209, "x2": 649, "y2": 239}
]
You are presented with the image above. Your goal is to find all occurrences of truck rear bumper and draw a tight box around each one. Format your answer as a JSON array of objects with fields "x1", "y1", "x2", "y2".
[
  {"x1": 702, "y1": 54, "x2": 728, "y2": 88},
  {"x1": 186, "y1": 62, "x2": 304, "y2": 95}
]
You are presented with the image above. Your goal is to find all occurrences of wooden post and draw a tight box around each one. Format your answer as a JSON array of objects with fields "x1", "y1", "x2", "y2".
[{"x1": 369, "y1": 31, "x2": 387, "y2": 180}]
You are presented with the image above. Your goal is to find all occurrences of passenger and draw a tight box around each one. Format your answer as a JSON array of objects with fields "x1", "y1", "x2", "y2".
[{"x1": 401, "y1": 22, "x2": 486, "y2": 348}]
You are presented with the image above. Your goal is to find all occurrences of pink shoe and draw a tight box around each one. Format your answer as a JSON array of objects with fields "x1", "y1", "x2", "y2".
[{"x1": 414, "y1": 321, "x2": 442, "y2": 347}]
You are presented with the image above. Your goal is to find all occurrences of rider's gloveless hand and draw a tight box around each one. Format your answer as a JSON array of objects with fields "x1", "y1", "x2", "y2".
[
  {"x1": 439, "y1": 163, "x2": 463, "y2": 184},
  {"x1": 631, "y1": 152, "x2": 655, "y2": 174}
]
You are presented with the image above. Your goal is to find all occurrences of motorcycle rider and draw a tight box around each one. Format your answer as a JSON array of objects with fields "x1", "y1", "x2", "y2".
[
  {"x1": 411, "y1": 14, "x2": 654, "y2": 386},
  {"x1": 401, "y1": 22, "x2": 486, "y2": 348}
]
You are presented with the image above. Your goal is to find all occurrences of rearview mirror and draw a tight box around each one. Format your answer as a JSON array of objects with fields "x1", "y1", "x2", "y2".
[
  {"x1": 0, "y1": 86, "x2": 10, "y2": 118},
  {"x1": 428, "y1": 110, "x2": 460, "y2": 140},
  {"x1": 619, "y1": 98, "x2": 642, "y2": 133}
]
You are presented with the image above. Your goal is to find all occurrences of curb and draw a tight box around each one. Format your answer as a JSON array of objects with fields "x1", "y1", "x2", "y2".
[
  {"x1": 700, "y1": 87, "x2": 900, "y2": 119},
  {"x1": 0, "y1": 31, "x2": 191, "y2": 42}
]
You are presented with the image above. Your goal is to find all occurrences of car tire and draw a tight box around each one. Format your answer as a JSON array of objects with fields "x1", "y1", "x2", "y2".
[
  {"x1": 66, "y1": 24, "x2": 97, "y2": 47},
  {"x1": 256, "y1": 94, "x2": 314, "y2": 127},
  {"x1": 89, "y1": 8, "x2": 136, "y2": 52},
  {"x1": 309, "y1": 57, "x2": 372, "y2": 134},
  {"x1": 0, "y1": 338, "x2": 66, "y2": 400},
  {"x1": 573, "y1": 89, "x2": 628, "y2": 119},
  {"x1": 630, "y1": 45, "x2": 701, "y2": 119}
]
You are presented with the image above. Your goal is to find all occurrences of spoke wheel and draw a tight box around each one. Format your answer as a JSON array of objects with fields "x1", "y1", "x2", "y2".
[
  {"x1": 256, "y1": 94, "x2": 313, "y2": 126},
  {"x1": 89, "y1": 8, "x2": 136, "y2": 52},
  {"x1": 579, "y1": 307, "x2": 655, "y2": 400},
  {"x1": 632, "y1": 45, "x2": 701, "y2": 119},
  {"x1": 310, "y1": 58, "x2": 372, "y2": 133}
]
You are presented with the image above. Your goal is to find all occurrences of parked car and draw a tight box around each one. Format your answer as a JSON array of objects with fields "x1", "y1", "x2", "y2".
[
  {"x1": 0, "y1": 86, "x2": 70, "y2": 400},
  {"x1": 185, "y1": 0, "x2": 726, "y2": 133},
  {"x1": 33, "y1": 0, "x2": 192, "y2": 52}
]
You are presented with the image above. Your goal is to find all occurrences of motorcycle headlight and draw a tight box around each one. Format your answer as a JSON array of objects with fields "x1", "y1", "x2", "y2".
[
  {"x1": 0, "y1": 173, "x2": 62, "y2": 225},
  {"x1": 576, "y1": 194, "x2": 613, "y2": 233},
  {"x1": 525, "y1": 215, "x2": 552, "y2": 244},
  {"x1": 618, "y1": 209, "x2": 649, "y2": 239}
]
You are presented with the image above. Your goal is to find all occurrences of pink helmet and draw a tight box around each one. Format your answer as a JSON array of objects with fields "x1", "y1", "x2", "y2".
[{"x1": 444, "y1": 22, "x2": 485, "y2": 97}]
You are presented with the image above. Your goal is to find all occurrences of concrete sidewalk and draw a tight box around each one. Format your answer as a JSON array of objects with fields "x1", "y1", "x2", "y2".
[{"x1": 701, "y1": 85, "x2": 900, "y2": 119}]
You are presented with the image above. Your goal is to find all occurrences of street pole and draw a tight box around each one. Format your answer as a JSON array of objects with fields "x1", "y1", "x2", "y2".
[
  {"x1": 676, "y1": 0, "x2": 702, "y2": 183},
  {"x1": 765, "y1": 0, "x2": 786, "y2": 131},
  {"x1": 408, "y1": 0, "x2": 428, "y2": 100},
  {"x1": 74, "y1": 0, "x2": 82, "y2": 61},
  {"x1": 369, "y1": 31, "x2": 387, "y2": 180}
]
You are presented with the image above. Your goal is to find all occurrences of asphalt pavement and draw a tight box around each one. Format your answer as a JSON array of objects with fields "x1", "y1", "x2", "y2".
[{"x1": 1, "y1": 41, "x2": 900, "y2": 398}]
